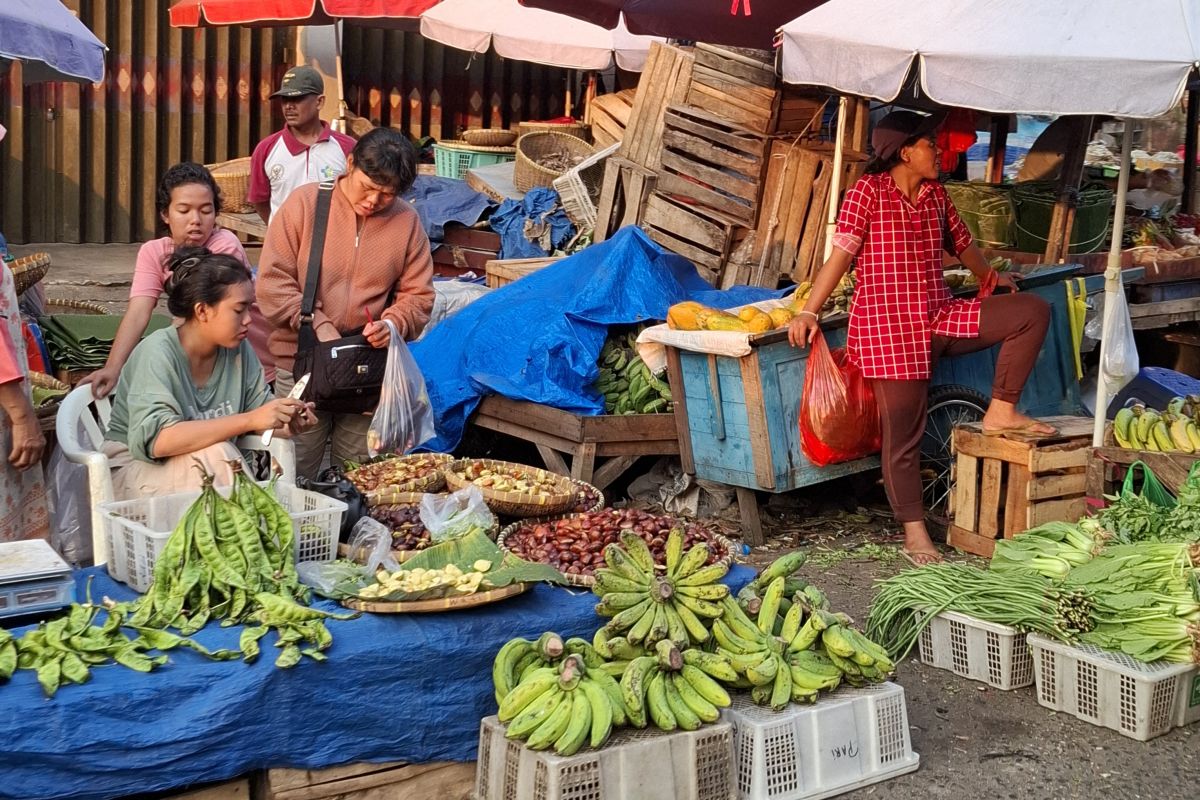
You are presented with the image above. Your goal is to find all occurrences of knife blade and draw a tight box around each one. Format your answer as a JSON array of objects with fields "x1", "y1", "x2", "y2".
[{"x1": 262, "y1": 372, "x2": 311, "y2": 446}]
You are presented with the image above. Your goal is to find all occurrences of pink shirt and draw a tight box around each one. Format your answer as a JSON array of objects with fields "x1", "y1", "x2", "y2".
[{"x1": 130, "y1": 229, "x2": 276, "y2": 382}]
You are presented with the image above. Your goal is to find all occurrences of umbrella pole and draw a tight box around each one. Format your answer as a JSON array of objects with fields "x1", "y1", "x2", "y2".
[
  {"x1": 1092, "y1": 120, "x2": 1134, "y2": 447},
  {"x1": 823, "y1": 96, "x2": 849, "y2": 260},
  {"x1": 334, "y1": 21, "x2": 348, "y2": 130}
]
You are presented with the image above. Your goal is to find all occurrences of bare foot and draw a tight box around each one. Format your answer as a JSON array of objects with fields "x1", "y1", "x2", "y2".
[{"x1": 901, "y1": 521, "x2": 943, "y2": 566}]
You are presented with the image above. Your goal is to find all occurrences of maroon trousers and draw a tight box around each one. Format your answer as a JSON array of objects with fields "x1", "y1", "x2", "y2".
[{"x1": 869, "y1": 293, "x2": 1051, "y2": 523}]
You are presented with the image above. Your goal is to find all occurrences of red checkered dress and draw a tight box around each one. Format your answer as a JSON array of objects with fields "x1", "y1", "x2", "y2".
[{"x1": 832, "y1": 173, "x2": 978, "y2": 380}]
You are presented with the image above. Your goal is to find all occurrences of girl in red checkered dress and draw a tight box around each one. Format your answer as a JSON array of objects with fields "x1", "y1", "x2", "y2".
[{"x1": 789, "y1": 111, "x2": 1053, "y2": 564}]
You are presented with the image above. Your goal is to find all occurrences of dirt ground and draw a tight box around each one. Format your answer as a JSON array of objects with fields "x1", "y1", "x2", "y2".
[{"x1": 33, "y1": 242, "x2": 1200, "y2": 800}]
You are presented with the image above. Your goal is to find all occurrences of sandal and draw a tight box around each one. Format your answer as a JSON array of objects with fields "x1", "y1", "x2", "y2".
[
  {"x1": 981, "y1": 421, "x2": 1058, "y2": 439},
  {"x1": 900, "y1": 548, "x2": 943, "y2": 567}
]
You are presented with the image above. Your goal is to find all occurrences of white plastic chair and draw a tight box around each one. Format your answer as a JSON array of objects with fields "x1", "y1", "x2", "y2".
[{"x1": 55, "y1": 384, "x2": 296, "y2": 565}]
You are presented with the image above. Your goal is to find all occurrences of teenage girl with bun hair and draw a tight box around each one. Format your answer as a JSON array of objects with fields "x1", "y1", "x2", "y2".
[{"x1": 102, "y1": 247, "x2": 314, "y2": 499}]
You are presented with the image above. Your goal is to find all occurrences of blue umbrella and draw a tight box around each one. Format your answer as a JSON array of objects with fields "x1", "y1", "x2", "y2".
[{"x1": 0, "y1": 0, "x2": 106, "y2": 84}]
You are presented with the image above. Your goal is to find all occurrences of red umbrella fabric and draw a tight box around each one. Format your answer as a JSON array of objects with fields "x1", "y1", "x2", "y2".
[
  {"x1": 517, "y1": 0, "x2": 823, "y2": 50},
  {"x1": 169, "y1": 0, "x2": 439, "y2": 27}
]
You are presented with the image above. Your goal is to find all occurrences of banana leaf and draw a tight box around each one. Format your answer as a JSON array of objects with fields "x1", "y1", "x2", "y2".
[{"x1": 399, "y1": 530, "x2": 567, "y2": 588}]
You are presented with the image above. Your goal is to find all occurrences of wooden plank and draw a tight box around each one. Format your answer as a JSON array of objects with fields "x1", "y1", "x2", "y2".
[
  {"x1": 1128, "y1": 296, "x2": 1200, "y2": 318},
  {"x1": 740, "y1": 353, "x2": 775, "y2": 490},
  {"x1": 621, "y1": 43, "x2": 693, "y2": 170},
  {"x1": 661, "y1": 129, "x2": 762, "y2": 179},
  {"x1": 948, "y1": 525, "x2": 998, "y2": 558},
  {"x1": 642, "y1": 192, "x2": 732, "y2": 253},
  {"x1": 57, "y1": 78, "x2": 83, "y2": 242},
  {"x1": 270, "y1": 762, "x2": 407, "y2": 792},
  {"x1": 1003, "y1": 465, "x2": 1031, "y2": 539},
  {"x1": 262, "y1": 762, "x2": 474, "y2": 800},
  {"x1": 793, "y1": 158, "x2": 832, "y2": 281},
  {"x1": 953, "y1": 453, "x2": 979, "y2": 532},
  {"x1": 571, "y1": 442, "x2": 597, "y2": 483},
  {"x1": 686, "y1": 85, "x2": 773, "y2": 133},
  {"x1": 707, "y1": 353, "x2": 725, "y2": 441},
  {"x1": 591, "y1": 455, "x2": 639, "y2": 490},
  {"x1": 578, "y1": 412, "x2": 678, "y2": 443},
  {"x1": 693, "y1": 43, "x2": 776, "y2": 88},
  {"x1": 1027, "y1": 443, "x2": 1091, "y2": 473},
  {"x1": 474, "y1": 396, "x2": 584, "y2": 440},
  {"x1": 115, "y1": 5, "x2": 135, "y2": 241},
  {"x1": 753, "y1": 144, "x2": 819, "y2": 283},
  {"x1": 654, "y1": 171, "x2": 755, "y2": 225},
  {"x1": 167, "y1": 778, "x2": 250, "y2": 800},
  {"x1": 666, "y1": 346, "x2": 695, "y2": 474},
  {"x1": 737, "y1": 486, "x2": 764, "y2": 546},
  {"x1": 643, "y1": 227, "x2": 722, "y2": 274},
  {"x1": 595, "y1": 438, "x2": 679, "y2": 457},
  {"x1": 137, "y1": 7, "x2": 161, "y2": 241},
  {"x1": 1027, "y1": 470, "x2": 1088, "y2": 500},
  {"x1": 1028, "y1": 496, "x2": 1087, "y2": 528},
  {"x1": 663, "y1": 106, "x2": 768, "y2": 157},
  {"x1": 978, "y1": 459, "x2": 1004, "y2": 539},
  {"x1": 442, "y1": 225, "x2": 501, "y2": 251},
  {"x1": 1085, "y1": 449, "x2": 1109, "y2": 501},
  {"x1": 659, "y1": 149, "x2": 759, "y2": 205},
  {"x1": 689, "y1": 65, "x2": 778, "y2": 111},
  {"x1": 534, "y1": 444, "x2": 570, "y2": 476},
  {"x1": 594, "y1": 158, "x2": 622, "y2": 241}
]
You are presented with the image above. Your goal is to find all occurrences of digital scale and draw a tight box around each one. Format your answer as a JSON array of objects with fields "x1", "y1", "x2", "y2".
[{"x1": 0, "y1": 539, "x2": 74, "y2": 620}]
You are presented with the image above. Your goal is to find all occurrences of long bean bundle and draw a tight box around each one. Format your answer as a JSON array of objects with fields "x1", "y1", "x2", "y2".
[{"x1": 865, "y1": 564, "x2": 1092, "y2": 660}]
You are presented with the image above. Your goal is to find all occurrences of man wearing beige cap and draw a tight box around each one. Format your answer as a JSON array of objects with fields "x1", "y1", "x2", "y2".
[{"x1": 248, "y1": 65, "x2": 356, "y2": 224}]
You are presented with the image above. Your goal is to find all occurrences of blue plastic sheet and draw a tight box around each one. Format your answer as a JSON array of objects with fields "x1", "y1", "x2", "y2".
[
  {"x1": 0, "y1": 564, "x2": 754, "y2": 800},
  {"x1": 489, "y1": 188, "x2": 575, "y2": 259},
  {"x1": 411, "y1": 226, "x2": 782, "y2": 452},
  {"x1": 402, "y1": 175, "x2": 495, "y2": 243}
]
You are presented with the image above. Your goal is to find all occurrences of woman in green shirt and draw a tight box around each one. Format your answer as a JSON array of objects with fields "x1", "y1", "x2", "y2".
[{"x1": 103, "y1": 248, "x2": 314, "y2": 499}]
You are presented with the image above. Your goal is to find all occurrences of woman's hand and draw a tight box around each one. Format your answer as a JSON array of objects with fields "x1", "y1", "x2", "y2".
[
  {"x1": 787, "y1": 312, "x2": 821, "y2": 348},
  {"x1": 248, "y1": 398, "x2": 307, "y2": 433},
  {"x1": 9, "y1": 405, "x2": 45, "y2": 470},
  {"x1": 80, "y1": 365, "x2": 120, "y2": 399},
  {"x1": 287, "y1": 402, "x2": 318, "y2": 435},
  {"x1": 995, "y1": 272, "x2": 1022, "y2": 292},
  {"x1": 364, "y1": 320, "x2": 392, "y2": 348}
]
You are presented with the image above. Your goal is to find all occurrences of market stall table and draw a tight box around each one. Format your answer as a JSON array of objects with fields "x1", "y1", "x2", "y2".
[
  {"x1": 1, "y1": 564, "x2": 752, "y2": 800},
  {"x1": 217, "y1": 212, "x2": 267, "y2": 242}
]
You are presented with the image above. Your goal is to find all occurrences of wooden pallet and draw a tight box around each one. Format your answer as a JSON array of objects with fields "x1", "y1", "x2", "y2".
[
  {"x1": 686, "y1": 43, "x2": 828, "y2": 135},
  {"x1": 948, "y1": 416, "x2": 1094, "y2": 557},
  {"x1": 255, "y1": 761, "x2": 473, "y2": 800},
  {"x1": 640, "y1": 190, "x2": 750, "y2": 284},
  {"x1": 588, "y1": 89, "x2": 636, "y2": 150},
  {"x1": 594, "y1": 156, "x2": 657, "y2": 241},
  {"x1": 620, "y1": 42, "x2": 694, "y2": 170},
  {"x1": 656, "y1": 104, "x2": 770, "y2": 226},
  {"x1": 484, "y1": 256, "x2": 564, "y2": 289}
]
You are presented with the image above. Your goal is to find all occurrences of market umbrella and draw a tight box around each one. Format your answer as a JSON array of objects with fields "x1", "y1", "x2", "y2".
[
  {"x1": 169, "y1": 0, "x2": 442, "y2": 119},
  {"x1": 517, "y1": 0, "x2": 823, "y2": 50},
  {"x1": 0, "y1": 0, "x2": 106, "y2": 84},
  {"x1": 419, "y1": 0, "x2": 661, "y2": 71},
  {"x1": 779, "y1": 0, "x2": 1200, "y2": 445}
]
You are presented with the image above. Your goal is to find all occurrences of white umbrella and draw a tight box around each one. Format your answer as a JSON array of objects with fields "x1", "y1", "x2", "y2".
[
  {"x1": 779, "y1": 0, "x2": 1200, "y2": 445},
  {"x1": 420, "y1": 0, "x2": 661, "y2": 71}
]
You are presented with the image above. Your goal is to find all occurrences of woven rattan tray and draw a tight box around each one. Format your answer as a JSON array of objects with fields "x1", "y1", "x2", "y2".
[
  {"x1": 10, "y1": 253, "x2": 50, "y2": 296},
  {"x1": 347, "y1": 453, "x2": 452, "y2": 500},
  {"x1": 444, "y1": 458, "x2": 575, "y2": 517}
]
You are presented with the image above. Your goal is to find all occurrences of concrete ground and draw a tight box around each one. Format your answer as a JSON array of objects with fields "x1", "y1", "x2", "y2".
[{"x1": 24, "y1": 242, "x2": 1200, "y2": 800}]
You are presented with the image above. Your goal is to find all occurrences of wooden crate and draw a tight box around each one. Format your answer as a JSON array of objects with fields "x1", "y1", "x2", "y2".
[
  {"x1": 686, "y1": 43, "x2": 828, "y2": 136},
  {"x1": 594, "y1": 156, "x2": 657, "y2": 242},
  {"x1": 640, "y1": 190, "x2": 750, "y2": 285},
  {"x1": 948, "y1": 417, "x2": 1094, "y2": 557},
  {"x1": 432, "y1": 224, "x2": 502, "y2": 279},
  {"x1": 471, "y1": 395, "x2": 679, "y2": 490},
  {"x1": 1085, "y1": 446, "x2": 1198, "y2": 501},
  {"x1": 656, "y1": 104, "x2": 770, "y2": 226},
  {"x1": 255, "y1": 761, "x2": 474, "y2": 800},
  {"x1": 484, "y1": 256, "x2": 564, "y2": 289},
  {"x1": 161, "y1": 778, "x2": 250, "y2": 800},
  {"x1": 588, "y1": 89, "x2": 636, "y2": 150},
  {"x1": 620, "y1": 42, "x2": 694, "y2": 170}
]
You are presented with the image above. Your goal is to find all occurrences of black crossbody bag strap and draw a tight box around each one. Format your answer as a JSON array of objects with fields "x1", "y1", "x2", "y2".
[{"x1": 297, "y1": 181, "x2": 335, "y2": 353}]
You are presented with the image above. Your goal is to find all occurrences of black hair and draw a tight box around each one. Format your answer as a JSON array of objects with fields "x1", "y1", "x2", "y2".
[
  {"x1": 156, "y1": 162, "x2": 222, "y2": 218},
  {"x1": 350, "y1": 127, "x2": 417, "y2": 194},
  {"x1": 164, "y1": 246, "x2": 252, "y2": 319},
  {"x1": 865, "y1": 133, "x2": 930, "y2": 175}
]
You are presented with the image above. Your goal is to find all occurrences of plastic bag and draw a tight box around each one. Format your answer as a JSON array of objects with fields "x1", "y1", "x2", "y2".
[
  {"x1": 346, "y1": 516, "x2": 402, "y2": 574},
  {"x1": 46, "y1": 444, "x2": 92, "y2": 567},
  {"x1": 419, "y1": 486, "x2": 496, "y2": 542},
  {"x1": 1097, "y1": 288, "x2": 1139, "y2": 397},
  {"x1": 366, "y1": 319, "x2": 437, "y2": 457},
  {"x1": 799, "y1": 331, "x2": 881, "y2": 466},
  {"x1": 1121, "y1": 460, "x2": 1177, "y2": 509}
]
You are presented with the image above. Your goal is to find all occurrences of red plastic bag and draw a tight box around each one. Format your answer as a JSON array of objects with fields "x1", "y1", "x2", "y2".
[{"x1": 799, "y1": 331, "x2": 881, "y2": 466}]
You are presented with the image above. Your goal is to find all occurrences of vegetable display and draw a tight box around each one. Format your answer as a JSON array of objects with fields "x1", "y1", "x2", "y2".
[
  {"x1": 989, "y1": 520, "x2": 1109, "y2": 580},
  {"x1": 595, "y1": 328, "x2": 673, "y2": 415}
]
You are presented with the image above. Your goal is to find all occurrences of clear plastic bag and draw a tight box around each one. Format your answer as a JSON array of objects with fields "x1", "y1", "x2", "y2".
[
  {"x1": 346, "y1": 516, "x2": 401, "y2": 574},
  {"x1": 1098, "y1": 288, "x2": 1139, "y2": 396},
  {"x1": 46, "y1": 444, "x2": 92, "y2": 567},
  {"x1": 799, "y1": 330, "x2": 881, "y2": 467},
  {"x1": 418, "y1": 486, "x2": 496, "y2": 542},
  {"x1": 366, "y1": 319, "x2": 436, "y2": 457}
]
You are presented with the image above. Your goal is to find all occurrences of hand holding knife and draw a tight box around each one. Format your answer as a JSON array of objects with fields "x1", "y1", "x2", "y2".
[{"x1": 262, "y1": 372, "x2": 311, "y2": 446}]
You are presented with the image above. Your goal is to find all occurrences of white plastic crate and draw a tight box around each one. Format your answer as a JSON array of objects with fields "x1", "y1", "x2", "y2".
[
  {"x1": 1028, "y1": 633, "x2": 1200, "y2": 741},
  {"x1": 99, "y1": 482, "x2": 345, "y2": 592},
  {"x1": 719, "y1": 683, "x2": 919, "y2": 800},
  {"x1": 473, "y1": 715, "x2": 735, "y2": 800},
  {"x1": 917, "y1": 609, "x2": 1033, "y2": 690}
]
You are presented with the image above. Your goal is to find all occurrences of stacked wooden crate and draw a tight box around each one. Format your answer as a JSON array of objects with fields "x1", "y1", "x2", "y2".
[{"x1": 587, "y1": 89, "x2": 636, "y2": 150}]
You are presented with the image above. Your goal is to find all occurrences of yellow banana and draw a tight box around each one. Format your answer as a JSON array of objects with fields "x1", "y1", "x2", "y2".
[
  {"x1": 769, "y1": 656, "x2": 793, "y2": 710},
  {"x1": 1152, "y1": 420, "x2": 1174, "y2": 452},
  {"x1": 671, "y1": 600, "x2": 711, "y2": 644},
  {"x1": 492, "y1": 638, "x2": 535, "y2": 705},
  {"x1": 682, "y1": 650, "x2": 738, "y2": 684},
  {"x1": 712, "y1": 619, "x2": 759, "y2": 655},
  {"x1": 675, "y1": 563, "x2": 728, "y2": 587},
  {"x1": 603, "y1": 596, "x2": 654, "y2": 630},
  {"x1": 675, "y1": 583, "x2": 730, "y2": 601},
  {"x1": 674, "y1": 591, "x2": 723, "y2": 619},
  {"x1": 627, "y1": 601, "x2": 658, "y2": 645},
  {"x1": 745, "y1": 652, "x2": 779, "y2": 686},
  {"x1": 586, "y1": 667, "x2": 627, "y2": 727},
  {"x1": 1170, "y1": 417, "x2": 1195, "y2": 453},
  {"x1": 664, "y1": 528, "x2": 684, "y2": 578},
  {"x1": 779, "y1": 599, "x2": 805, "y2": 642},
  {"x1": 1113, "y1": 407, "x2": 1135, "y2": 445},
  {"x1": 673, "y1": 544, "x2": 711, "y2": 580},
  {"x1": 757, "y1": 576, "x2": 786, "y2": 635},
  {"x1": 618, "y1": 532, "x2": 656, "y2": 575},
  {"x1": 1187, "y1": 421, "x2": 1200, "y2": 450},
  {"x1": 619, "y1": 656, "x2": 656, "y2": 728},
  {"x1": 681, "y1": 663, "x2": 732, "y2": 707},
  {"x1": 821, "y1": 625, "x2": 857, "y2": 659},
  {"x1": 497, "y1": 669, "x2": 558, "y2": 721}
]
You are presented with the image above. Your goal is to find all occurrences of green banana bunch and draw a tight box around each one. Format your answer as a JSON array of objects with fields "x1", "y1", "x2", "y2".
[
  {"x1": 595, "y1": 326, "x2": 674, "y2": 415},
  {"x1": 736, "y1": 551, "x2": 808, "y2": 617},
  {"x1": 491, "y1": 631, "x2": 566, "y2": 705},
  {"x1": 1114, "y1": 400, "x2": 1200, "y2": 453},
  {"x1": 497, "y1": 654, "x2": 625, "y2": 755},
  {"x1": 619, "y1": 641, "x2": 732, "y2": 731},
  {"x1": 593, "y1": 528, "x2": 728, "y2": 650}
]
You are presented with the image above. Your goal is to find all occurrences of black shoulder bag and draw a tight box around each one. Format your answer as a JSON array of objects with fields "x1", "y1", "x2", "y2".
[{"x1": 292, "y1": 182, "x2": 388, "y2": 414}]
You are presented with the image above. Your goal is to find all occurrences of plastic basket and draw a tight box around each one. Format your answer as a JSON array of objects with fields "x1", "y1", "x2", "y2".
[
  {"x1": 720, "y1": 683, "x2": 919, "y2": 800},
  {"x1": 552, "y1": 142, "x2": 620, "y2": 230},
  {"x1": 433, "y1": 141, "x2": 516, "y2": 180},
  {"x1": 1012, "y1": 181, "x2": 1113, "y2": 255},
  {"x1": 916, "y1": 610, "x2": 1033, "y2": 690},
  {"x1": 99, "y1": 482, "x2": 346, "y2": 593},
  {"x1": 1028, "y1": 633, "x2": 1200, "y2": 741},
  {"x1": 473, "y1": 716, "x2": 735, "y2": 800}
]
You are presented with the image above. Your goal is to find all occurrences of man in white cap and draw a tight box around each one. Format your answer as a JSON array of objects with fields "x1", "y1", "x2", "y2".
[{"x1": 248, "y1": 65, "x2": 355, "y2": 224}]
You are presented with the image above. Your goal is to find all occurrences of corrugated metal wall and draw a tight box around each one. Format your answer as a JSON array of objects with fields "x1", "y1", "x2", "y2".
[
  {"x1": 1, "y1": 3, "x2": 573, "y2": 244},
  {"x1": 1, "y1": 0, "x2": 289, "y2": 244}
]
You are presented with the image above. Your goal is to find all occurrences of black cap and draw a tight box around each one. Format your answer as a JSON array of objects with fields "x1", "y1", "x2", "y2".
[
  {"x1": 871, "y1": 110, "x2": 945, "y2": 161},
  {"x1": 271, "y1": 65, "x2": 324, "y2": 99}
]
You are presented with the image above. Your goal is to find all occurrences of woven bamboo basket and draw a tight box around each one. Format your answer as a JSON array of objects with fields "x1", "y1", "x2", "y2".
[
  {"x1": 347, "y1": 453, "x2": 452, "y2": 501},
  {"x1": 444, "y1": 458, "x2": 575, "y2": 517},
  {"x1": 9, "y1": 253, "x2": 50, "y2": 296},
  {"x1": 518, "y1": 120, "x2": 590, "y2": 141},
  {"x1": 46, "y1": 298, "x2": 111, "y2": 315},
  {"x1": 496, "y1": 515, "x2": 737, "y2": 588},
  {"x1": 29, "y1": 371, "x2": 70, "y2": 419},
  {"x1": 207, "y1": 157, "x2": 254, "y2": 214},
  {"x1": 463, "y1": 128, "x2": 518, "y2": 147},
  {"x1": 513, "y1": 132, "x2": 595, "y2": 193}
]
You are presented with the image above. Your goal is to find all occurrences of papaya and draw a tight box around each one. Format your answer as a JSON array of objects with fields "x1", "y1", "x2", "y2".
[
  {"x1": 703, "y1": 313, "x2": 750, "y2": 332},
  {"x1": 667, "y1": 301, "x2": 707, "y2": 331},
  {"x1": 746, "y1": 311, "x2": 773, "y2": 334},
  {"x1": 768, "y1": 307, "x2": 794, "y2": 329},
  {"x1": 737, "y1": 306, "x2": 761, "y2": 322}
]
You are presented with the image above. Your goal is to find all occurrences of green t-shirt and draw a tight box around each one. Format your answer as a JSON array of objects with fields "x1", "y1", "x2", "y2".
[{"x1": 106, "y1": 327, "x2": 271, "y2": 463}]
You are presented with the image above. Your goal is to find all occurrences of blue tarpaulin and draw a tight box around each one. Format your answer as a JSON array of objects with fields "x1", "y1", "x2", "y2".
[
  {"x1": 410, "y1": 226, "x2": 781, "y2": 452},
  {"x1": 0, "y1": 564, "x2": 754, "y2": 800},
  {"x1": 402, "y1": 175, "x2": 495, "y2": 243},
  {"x1": 489, "y1": 187, "x2": 576, "y2": 259}
]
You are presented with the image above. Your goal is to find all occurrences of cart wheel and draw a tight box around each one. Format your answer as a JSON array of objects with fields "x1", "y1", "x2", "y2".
[{"x1": 922, "y1": 385, "x2": 987, "y2": 525}]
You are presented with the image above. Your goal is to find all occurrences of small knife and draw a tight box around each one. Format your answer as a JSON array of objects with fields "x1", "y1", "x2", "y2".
[{"x1": 262, "y1": 372, "x2": 311, "y2": 446}]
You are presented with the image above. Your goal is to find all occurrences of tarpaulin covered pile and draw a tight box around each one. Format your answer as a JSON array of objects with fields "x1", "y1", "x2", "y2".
[{"x1": 410, "y1": 226, "x2": 780, "y2": 451}]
